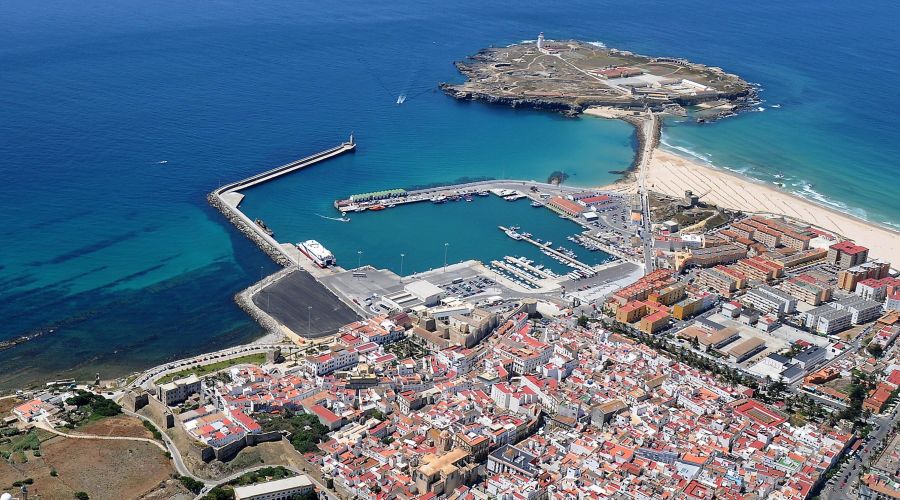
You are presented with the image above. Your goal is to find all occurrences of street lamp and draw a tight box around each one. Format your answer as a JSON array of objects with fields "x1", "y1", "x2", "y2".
[{"x1": 443, "y1": 242, "x2": 449, "y2": 272}]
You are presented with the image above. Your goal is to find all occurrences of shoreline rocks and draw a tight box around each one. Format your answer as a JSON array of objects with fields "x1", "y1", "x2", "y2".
[{"x1": 206, "y1": 192, "x2": 293, "y2": 267}]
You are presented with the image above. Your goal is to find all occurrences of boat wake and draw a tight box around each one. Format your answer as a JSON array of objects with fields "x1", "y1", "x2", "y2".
[{"x1": 317, "y1": 214, "x2": 350, "y2": 222}]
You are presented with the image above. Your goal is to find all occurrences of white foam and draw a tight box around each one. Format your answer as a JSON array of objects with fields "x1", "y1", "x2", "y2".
[
  {"x1": 659, "y1": 139, "x2": 714, "y2": 165},
  {"x1": 662, "y1": 138, "x2": 878, "y2": 223},
  {"x1": 587, "y1": 41, "x2": 607, "y2": 48}
]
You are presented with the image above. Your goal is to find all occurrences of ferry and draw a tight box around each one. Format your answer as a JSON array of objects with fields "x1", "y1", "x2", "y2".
[
  {"x1": 254, "y1": 219, "x2": 274, "y2": 236},
  {"x1": 297, "y1": 240, "x2": 336, "y2": 268},
  {"x1": 368, "y1": 204, "x2": 386, "y2": 211}
]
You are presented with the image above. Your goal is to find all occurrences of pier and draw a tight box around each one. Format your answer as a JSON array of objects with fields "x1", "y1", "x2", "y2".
[
  {"x1": 334, "y1": 179, "x2": 585, "y2": 213},
  {"x1": 218, "y1": 139, "x2": 356, "y2": 209},
  {"x1": 498, "y1": 225, "x2": 596, "y2": 275},
  {"x1": 207, "y1": 138, "x2": 365, "y2": 341},
  {"x1": 209, "y1": 139, "x2": 356, "y2": 267}
]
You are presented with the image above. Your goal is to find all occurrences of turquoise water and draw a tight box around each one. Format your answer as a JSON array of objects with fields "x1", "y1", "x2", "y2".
[
  {"x1": 1, "y1": 0, "x2": 898, "y2": 387},
  {"x1": 243, "y1": 191, "x2": 611, "y2": 277}
]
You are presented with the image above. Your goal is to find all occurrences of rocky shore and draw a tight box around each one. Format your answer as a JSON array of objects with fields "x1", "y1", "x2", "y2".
[
  {"x1": 233, "y1": 267, "x2": 294, "y2": 338},
  {"x1": 206, "y1": 192, "x2": 293, "y2": 267}
]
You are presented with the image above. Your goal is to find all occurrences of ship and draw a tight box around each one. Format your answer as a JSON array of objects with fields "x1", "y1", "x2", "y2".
[
  {"x1": 297, "y1": 240, "x2": 336, "y2": 268},
  {"x1": 254, "y1": 219, "x2": 274, "y2": 236}
]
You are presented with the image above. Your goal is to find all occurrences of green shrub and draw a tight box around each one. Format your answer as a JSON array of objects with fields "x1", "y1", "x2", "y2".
[{"x1": 178, "y1": 475, "x2": 205, "y2": 494}]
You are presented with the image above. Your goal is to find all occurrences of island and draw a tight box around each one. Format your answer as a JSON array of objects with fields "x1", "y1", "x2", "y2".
[{"x1": 441, "y1": 34, "x2": 756, "y2": 120}]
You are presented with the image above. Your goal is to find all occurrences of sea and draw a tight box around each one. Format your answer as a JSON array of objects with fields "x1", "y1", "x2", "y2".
[{"x1": 2, "y1": 0, "x2": 898, "y2": 388}]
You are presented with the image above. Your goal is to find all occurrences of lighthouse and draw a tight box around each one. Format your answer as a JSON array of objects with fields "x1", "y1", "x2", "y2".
[{"x1": 537, "y1": 32, "x2": 545, "y2": 50}]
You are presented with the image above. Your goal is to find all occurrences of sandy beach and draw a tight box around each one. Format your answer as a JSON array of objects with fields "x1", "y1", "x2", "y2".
[{"x1": 602, "y1": 145, "x2": 900, "y2": 265}]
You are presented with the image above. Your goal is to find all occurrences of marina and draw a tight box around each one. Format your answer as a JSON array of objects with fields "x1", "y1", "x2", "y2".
[{"x1": 207, "y1": 140, "x2": 645, "y2": 343}]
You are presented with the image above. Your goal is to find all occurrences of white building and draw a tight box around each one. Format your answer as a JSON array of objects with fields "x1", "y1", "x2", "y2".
[
  {"x1": 404, "y1": 280, "x2": 445, "y2": 306},
  {"x1": 156, "y1": 374, "x2": 201, "y2": 406},
  {"x1": 834, "y1": 296, "x2": 883, "y2": 324},
  {"x1": 304, "y1": 348, "x2": 358, "y2": 376},
  {"x1": 741, "y1": 286, "x2": 797, "y2": 316},
  {"x1": 233, "y1": 475, "x2": 315, "y2": 500}
]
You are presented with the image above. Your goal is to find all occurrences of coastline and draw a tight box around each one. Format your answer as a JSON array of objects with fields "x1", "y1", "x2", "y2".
[{"x1": 599, "y1": 135, "x2": 900, "y2": 265}]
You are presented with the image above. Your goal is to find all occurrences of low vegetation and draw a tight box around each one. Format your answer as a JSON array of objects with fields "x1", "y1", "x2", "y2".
[
  {"x1": 155, "y1": 353, "x2": 267, "y2": 384},
  {"x1": 143, "y1": 420, "x2": 163, "y2": 440},
  {"x1": 199, "y1": 466, "x2": 313, "y2": 500},
  {"x1": 65, "y1": 390, "x2": 122, "y2": 424},
  {"x1": 178, "y1": 475, "x2": 205, "y2": 494},
  {"x1": 255, "y1": 412, "x2": 328, "y2": 453}
]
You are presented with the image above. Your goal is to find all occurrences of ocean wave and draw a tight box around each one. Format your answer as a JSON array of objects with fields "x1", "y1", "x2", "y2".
[
  {"x1": 793, "y1": 182, "x2": 868, "y2": 219},
  {"x1": 587, "y1": 41, "x2": 606, "y2": 48},
  {"x1": 662, "y1": 140, "x2": 880, "y2": 224},
  {"x1": 659, "y1": 139, "x2": 714, "y2": 165}
]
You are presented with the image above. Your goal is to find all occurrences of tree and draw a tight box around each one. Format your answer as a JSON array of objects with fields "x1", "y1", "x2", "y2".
[
  {"x1": 74, "y1": 493, "x2": 90, "y2": 500},
  {"x1": 178, "y1": 475, "x2": 205, "y2": 494},
  {"x1": 202, "y1": 487, "x2": 234, "y2": 500},
  {"x1": 577, "y1": 315, "x2": 589, "y2": 328},
  {"x1": 867, "y1": 344, "x2": 884, "y2": 358}
]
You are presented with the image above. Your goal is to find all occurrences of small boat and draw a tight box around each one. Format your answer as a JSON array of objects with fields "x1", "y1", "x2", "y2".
[
  {"x1": 368, "y1": 204, "x2": 386, "y2": 211},
  {"x1": 531, "y1": 201, "x2": 544, "y2": 207},
  {"x1": 464, "y1": 195, "x2": 473, "y2": 202},
  {"x1": 432, "y1": 195, "x2": 447, "y2": 204},
  {"x1": 397, "y1": 94, "x2": 406, "y2": 105},
  {"x1": 254, "y1": 219, "x2": 274, "y2": 236},
  {"x1": 477, "y1": 191, "x2": 490, "y2": 197}
]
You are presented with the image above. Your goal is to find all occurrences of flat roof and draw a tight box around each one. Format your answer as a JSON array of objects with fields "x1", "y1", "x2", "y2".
[
  {"x1": 233, "y1": 475, "x2": 313, "y2": 499},
  {"x1": 405, "y1": 280, "x2": 444, "y2": 299}
]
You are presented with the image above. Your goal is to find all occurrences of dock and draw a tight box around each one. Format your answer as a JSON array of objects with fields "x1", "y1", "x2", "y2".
[
  {"x1": 219, "y1": 139, "x2": 356, "y2": 209},
  {"x1": 497, "y1": 226, "x2": 596, "y2": 275},
  {"x1": 334, "y1": 179, "x2": 583, "y2": 213}
]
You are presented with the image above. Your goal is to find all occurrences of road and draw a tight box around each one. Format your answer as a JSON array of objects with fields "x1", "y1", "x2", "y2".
[
  {"x1": 126, "y1": 343, "x2": 287, "y2": 391},
  {"x1": 118, "y1": 408, "x2": 205, "y2": 483},
  {"x1": 34, "y1": 419, "x2": 167, "y2": 452},
  {"x1": 822, "y1": 402, "x2": 900, "y2": 499},
  {"x1": 637, "y1": 112, "x2": 657, "y2": 274}
]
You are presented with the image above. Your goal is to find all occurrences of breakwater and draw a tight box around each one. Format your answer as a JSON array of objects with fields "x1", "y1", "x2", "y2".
[{"x1": 208, "y1": 140, "x2": 356, "y2": 267}]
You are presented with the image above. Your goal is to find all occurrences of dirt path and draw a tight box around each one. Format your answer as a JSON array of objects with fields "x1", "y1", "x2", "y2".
[{"x1": 35, "y1": 420, "x2": 167, "y2": 452}]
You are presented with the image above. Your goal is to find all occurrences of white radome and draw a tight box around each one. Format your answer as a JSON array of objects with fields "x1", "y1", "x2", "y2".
[{"x1": 1, "y1": 493, "x2": 13, "y2": 500}]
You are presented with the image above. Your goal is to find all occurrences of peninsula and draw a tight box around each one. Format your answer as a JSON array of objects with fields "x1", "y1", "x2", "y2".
[{"x1": 441, "y1": 35, "x2": 756, "y2": 119}]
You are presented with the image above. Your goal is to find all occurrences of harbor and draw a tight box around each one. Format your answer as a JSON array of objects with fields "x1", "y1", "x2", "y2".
[{"x1": 209, "y1": 141, "x2": 645, "y2": 342}]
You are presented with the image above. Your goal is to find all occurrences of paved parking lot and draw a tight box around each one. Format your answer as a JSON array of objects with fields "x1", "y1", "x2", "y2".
[
  {"x1": 436, "y1": 275, "x2": 497, "y2": 298},
  {"x1": 254, "y1": 271, "x2": 360, "y2": 338}
]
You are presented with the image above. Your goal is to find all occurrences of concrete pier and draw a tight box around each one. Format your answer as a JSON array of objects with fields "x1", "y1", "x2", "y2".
[
  {"x1": 207, "y1": 140, "x2": 363, "y2": 341},
  {"x1": 209, "y1": 140, "x2": 355, "y2": 267},
  {"x1": 218, "y1": 141, "x2": 356, "y2": 208}
]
